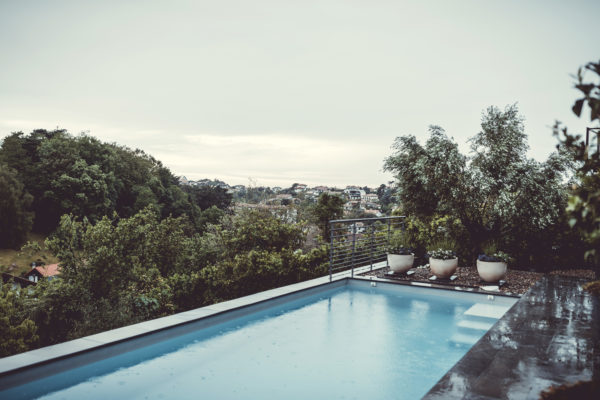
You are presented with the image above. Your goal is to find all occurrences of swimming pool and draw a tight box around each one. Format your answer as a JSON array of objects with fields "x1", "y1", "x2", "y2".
[{"x1": 0, "y1": 279, "x2": 517, "y2": 400}]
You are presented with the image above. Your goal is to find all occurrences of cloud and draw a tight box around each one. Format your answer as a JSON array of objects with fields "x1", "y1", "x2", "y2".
[
  {"x1": 0, "y1": 120, "x2": 393, "y2": 187},
  {"x1": 156, "y1": 133, "x2": 392, "y2": 187}
]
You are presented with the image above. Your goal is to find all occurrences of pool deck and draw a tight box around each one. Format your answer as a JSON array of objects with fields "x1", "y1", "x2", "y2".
[{"x1": 423, "y1": 275, "x2": 600, "y2": 399}]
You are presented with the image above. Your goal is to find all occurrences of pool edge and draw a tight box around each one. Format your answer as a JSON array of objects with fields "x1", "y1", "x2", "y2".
[
  {"x1": 0, "y1": 262, "x2": 521, "y2": 393},
  {"x1": 0, "y1": 264, "x2": 385, "y2": 389}
]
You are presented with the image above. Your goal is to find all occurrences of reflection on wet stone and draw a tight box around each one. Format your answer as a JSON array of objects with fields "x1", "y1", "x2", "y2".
[{"x1": 423, "y1": 276, "x2": 599, "y2": 399}]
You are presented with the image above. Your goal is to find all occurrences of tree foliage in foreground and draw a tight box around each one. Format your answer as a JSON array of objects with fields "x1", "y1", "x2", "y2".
[
  {"x1": 0, "y1": 164, "x2": 34, "y2": 248},
  {"x1": 199, "y1": 209, "x2": 328, "y2": 301},
  {"x1": 384, "y1": 105, "x2": 575, "y2": 267},
  {"x1": 0, "y1": 284, "x2": 38, "y2": 357},
  {"x1": 1, "y1": 207, "x2": 328, "y2": 351},
  {"x1": 555, "y1": 60, "x2": 600, "y2": 266}
]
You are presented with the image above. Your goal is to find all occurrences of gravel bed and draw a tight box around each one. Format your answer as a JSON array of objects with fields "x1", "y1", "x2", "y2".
[
  {"x1": 361, "y1": 267, "x2": 597, "y2": 296},
  {"x1": 548, "y1": 269, "x2": 597, "y2": 279}
]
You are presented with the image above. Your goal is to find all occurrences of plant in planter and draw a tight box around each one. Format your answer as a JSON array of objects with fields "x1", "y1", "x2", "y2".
[
  {"x1": 427, "y1": 243, "x2": 458, "y2": 279},
  {"x1": 387, "y1": 234, "x2": 414, "y2": 274},
  {"x1": 477, "y1": 246, "x2": 511, "y2": 282}
]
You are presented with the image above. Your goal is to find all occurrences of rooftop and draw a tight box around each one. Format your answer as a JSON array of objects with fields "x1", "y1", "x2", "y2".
[{"x1": 25, "y1": 263, "x2": 60, "y2": 277}]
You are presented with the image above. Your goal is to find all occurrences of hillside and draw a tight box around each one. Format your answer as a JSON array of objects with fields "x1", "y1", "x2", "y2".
[{"x1": 0, "y1": 233, "x2": 58, "y2": 277}]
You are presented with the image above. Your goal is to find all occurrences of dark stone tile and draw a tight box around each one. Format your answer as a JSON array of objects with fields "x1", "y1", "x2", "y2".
[{"x1": 423, "y1": 276, "x2": 599, "y2": 399}]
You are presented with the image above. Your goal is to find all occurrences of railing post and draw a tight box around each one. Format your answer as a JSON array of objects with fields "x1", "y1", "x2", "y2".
[
  {"x1": 586, "y1": 127, "x2": 600, "y2": 156},
  {"x1": 401, "y1": 217, "x2": 405, "y2": 237},
  {"x1": 351, "y1": 222, "x2": 357, "y2": 278},
  {"x1": 369, "y1": 224, "x2": 374, "y2": 271},
  {"x1": 329, "y1": 221, "x2": 334, "y2": 282},
  {"x1": 386, "y1": 218, "x2": 391, "y2": 269}
]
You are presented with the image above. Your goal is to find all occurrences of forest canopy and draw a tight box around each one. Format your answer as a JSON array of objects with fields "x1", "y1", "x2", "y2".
[{"x1": 0, "y1": 129, "x2": 231, "y2": 248}]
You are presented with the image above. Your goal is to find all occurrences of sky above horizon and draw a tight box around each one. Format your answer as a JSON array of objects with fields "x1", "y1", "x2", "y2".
[{"x1": 1, "y1": 0, "x2": 598, "y2": 188}]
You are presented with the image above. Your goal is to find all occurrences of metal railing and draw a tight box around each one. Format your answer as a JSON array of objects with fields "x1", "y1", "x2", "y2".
[
  {"x1": 328, "y1": 216, "x2": 405, "y2": 281},
  {"x1": 585, "y1": 127, "x2": 600, "y2": 156}
]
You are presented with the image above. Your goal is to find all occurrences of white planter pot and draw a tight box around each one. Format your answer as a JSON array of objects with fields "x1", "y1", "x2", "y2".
[
  {"x1": 387, "y1": 253, "x2": 414, "y2": 274},
  {"x1": 429, "y1": 257, "x2": 458, "y2": 278},
  {"x1": 477, "y1": 260, "x2": 507, "y2": 282}
]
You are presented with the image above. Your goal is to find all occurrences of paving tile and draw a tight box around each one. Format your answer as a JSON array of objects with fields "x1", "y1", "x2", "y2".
[{"x1": 423, "y1": 276, "x2": 600, "y2": 399}]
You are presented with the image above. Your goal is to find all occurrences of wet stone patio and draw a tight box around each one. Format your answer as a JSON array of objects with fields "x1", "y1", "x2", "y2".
[{"x1": 423, "y1": 275, "x2": 600, "y2": 399}]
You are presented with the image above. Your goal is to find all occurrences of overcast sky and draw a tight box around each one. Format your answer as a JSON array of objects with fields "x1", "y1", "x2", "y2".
[{"x1": 1, "y1": 0, "x2": 598, "y2": 187}]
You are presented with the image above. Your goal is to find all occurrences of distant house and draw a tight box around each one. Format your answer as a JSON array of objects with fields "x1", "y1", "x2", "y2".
[
  {"x1": 312, "y1": 186, "x2": 329, "y2": 195},
  {"x1": 344, "y1": 201, "x2": 362, "y2": 211},
  {"x1": 344, "y1": 188, "x2": 364, "y2": 201},
  {"x1": 365, "y1": 193, "x2": 379, "y2": 203},
  {"x1": 1, "y1": 272, "x2": 36, "y2": 289},
  {"x1": 24, "y1": 263, "x2": 61, "y2": 283},
  {"x1": 293, "y1": 184, "x2": 308, "y2": 193}
]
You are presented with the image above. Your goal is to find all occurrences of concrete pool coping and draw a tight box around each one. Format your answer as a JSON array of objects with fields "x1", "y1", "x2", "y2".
[
  {"x1": 11, "y1": 263, "x2": 589, "y2": 399},
  {"x1": 0, "y1": 263, "x2": 383, "y2": 388},
  {"x1": 0, "y1": 261, "x2": 519, "y2": 392}
]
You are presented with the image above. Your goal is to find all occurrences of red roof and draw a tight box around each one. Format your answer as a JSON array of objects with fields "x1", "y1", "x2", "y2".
[{"x1": 26, "y1": 263, "x2": 61, "y2": 277}]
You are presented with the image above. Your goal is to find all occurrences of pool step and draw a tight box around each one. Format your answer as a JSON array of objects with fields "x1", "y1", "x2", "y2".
[
  {"x1": 457, "y1": 319, "x2": 494, "y2": 333},
  {"x1": 464, "y1": 303, "x2": 511, "y2": 320},
  {"x1": 448, "y1": 303, "x2": 511, "y2": 347},
  {"x1": 448, "y1": 319, "x2": 490, "y2": 348},
  {"x1": 448, "y1": 332, "x2": 483, "y2": 347}
]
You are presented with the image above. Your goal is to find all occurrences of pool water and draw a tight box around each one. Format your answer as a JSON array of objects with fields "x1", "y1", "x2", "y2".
[{"x1": 2, "y1": 282, "x2": 515, "y2": 400}]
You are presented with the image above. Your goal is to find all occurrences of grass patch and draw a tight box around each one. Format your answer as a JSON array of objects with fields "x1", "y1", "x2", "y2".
[{"x1": 0, "y1": 233, "x2": 58, "y2": 277}]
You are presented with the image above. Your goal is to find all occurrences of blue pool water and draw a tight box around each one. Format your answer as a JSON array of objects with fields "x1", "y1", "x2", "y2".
[{"x1": 2, "y1": 282, "x2": 515, "y2": 400}]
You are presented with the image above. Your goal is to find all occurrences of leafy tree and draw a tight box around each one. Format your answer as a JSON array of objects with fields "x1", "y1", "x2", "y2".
[
  {"x1": 0, "y1": 284, "x2": 38, "y2": 356},
  {"x1": 200, "y1": 247, "x2": 326, "y2": 302},
  {"x1": 219, "y1": 209, "x2": 305, "y2": 254},
  {"x1": 29, "y1": 279, "x2": 92, "y2": 346},
  {"x1": 0, "y1": 204, "x2": 331, "y2": 356},
  {"x1": 197, "y1": 205, "x2": 225, "y2": 229},
  {"x1": 195, "y1": 209, "x2": 327, "y2": 302},
  {"x1": 384, "y1": 105, "x2": 572, "y2": 267},
  {"x1": 312, "y1": 193, "x2": 345, "y2": 239},
  {"x1": 0, "y1": 164, "x2": 34, "y2": 248},
  {"x1": 47, "y1": 208, "x2": 192, "y2": 296},
  {"x1": 46, "y1": 159, "x2": 116, "y2": 222},
  {"x1": 36, "y1": 208, "x2": 198, "y2": 341},
  {"x1": 555, "y1": 60, "x2": 600, "y2": 266},
  {"x1": 183, "y1": 185, "x2": 233, "y2": 211},
  {"x1": 0, "y1": 130, "x2": 202, "y2": 233},
  {"x1": 242, "y1": 186, "x2": 273, "y2": 204},
  {"x1": 167, "y1": 271, "x2": 207, "y2": 312},
  {"x1": 376, "y1": 184, "x2": 396, "y2": 214}
]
